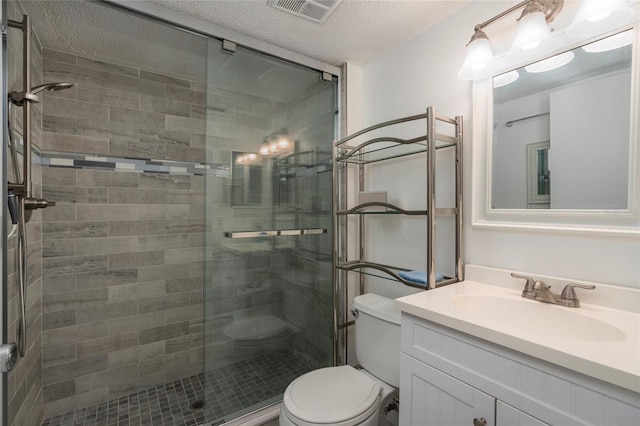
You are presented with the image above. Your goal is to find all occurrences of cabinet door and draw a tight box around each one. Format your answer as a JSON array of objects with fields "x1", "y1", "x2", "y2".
[
  {"x1": 400, "y1": 354, "x2": 495, "y2": 426},
  {"x1": 496, "y1": 401, "x2": 549, "y2": 426}
]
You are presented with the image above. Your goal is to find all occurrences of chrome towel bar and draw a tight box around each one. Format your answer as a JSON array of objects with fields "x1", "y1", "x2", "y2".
[{"x1": 224, "y1": 228, "x2": 327, "y2": 238}]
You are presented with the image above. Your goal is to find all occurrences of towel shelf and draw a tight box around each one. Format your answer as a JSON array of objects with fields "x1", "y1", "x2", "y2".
[
  {"x1": 333, "y1": 106, "x2": 464, "y2": 365},
  {"x1": 336, "y1": 261, "x2": 456, "y2": 289}
]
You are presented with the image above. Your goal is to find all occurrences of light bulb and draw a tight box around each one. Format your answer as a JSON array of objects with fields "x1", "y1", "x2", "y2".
[{"x1": 278, "y1": 138, "x2": 289, "y2": 149}]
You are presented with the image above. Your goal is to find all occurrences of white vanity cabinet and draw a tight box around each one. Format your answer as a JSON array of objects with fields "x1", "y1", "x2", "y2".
[{"x1": 399, "y1": 313, "x2": 640, "y2": 426}]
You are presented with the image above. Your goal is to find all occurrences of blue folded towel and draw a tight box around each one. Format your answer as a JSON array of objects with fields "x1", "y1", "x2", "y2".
[{"x1": 398, "y1": 270, "x2": 444, "y2": 286}]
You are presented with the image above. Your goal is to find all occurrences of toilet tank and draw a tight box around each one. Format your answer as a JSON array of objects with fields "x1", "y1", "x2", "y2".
[{"x1": 353, "y1": 293, "x2": 401, "y2": 387}]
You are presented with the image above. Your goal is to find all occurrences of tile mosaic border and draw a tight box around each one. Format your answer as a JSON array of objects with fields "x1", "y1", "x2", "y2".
[{"x1": 40, "y1": 150, "x2": 230, "y2": 177}]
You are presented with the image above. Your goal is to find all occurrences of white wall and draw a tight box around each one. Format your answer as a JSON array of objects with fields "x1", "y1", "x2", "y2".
[
  {"x1": 360, "y1": 1, "x2": 640, "y2": 288},
  {"x1": 550, "y1": 71, "x2": 631, "y2": 209}
]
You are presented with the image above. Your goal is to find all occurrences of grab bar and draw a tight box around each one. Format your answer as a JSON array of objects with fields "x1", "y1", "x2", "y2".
[{"x1": 224, "y1": 228, "x2": 327, "y2": 239}]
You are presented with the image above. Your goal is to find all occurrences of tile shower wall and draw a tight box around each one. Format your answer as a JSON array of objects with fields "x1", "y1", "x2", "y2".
[
  {"x1": 38, "y1": 45, "x2": 292, "y2": 418},
  {"x1": 6, "y1": 0, "x2": 45, "y2": 424},
  {"x1": 39, "y1": 48, "x2": 207, "y2": 418}
]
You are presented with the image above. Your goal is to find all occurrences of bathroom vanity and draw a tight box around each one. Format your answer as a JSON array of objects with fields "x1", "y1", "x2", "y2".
[{"x1": 396, "y1": 266, "x2": 640, "y2": 426}]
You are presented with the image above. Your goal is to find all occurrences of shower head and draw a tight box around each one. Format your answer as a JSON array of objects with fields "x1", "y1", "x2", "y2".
[
  {"x1": 30, "y1": 82, "x2": 74, "y2": 95},
  {"x1": 9, "y1": 82, "x2": 74, "y2": 105}
]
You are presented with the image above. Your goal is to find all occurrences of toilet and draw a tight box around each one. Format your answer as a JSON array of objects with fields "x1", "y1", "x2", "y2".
[{"x1": 279, "y1": 293, "x2": 401, "y2": 426}]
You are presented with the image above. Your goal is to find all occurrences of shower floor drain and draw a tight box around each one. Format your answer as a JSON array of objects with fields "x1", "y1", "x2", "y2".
[{"x1": 191, "y1": 399, "x2": 204, "y2": 410}]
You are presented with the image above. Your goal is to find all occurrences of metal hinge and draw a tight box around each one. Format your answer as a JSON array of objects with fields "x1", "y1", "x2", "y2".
[{"x1": 221, "y1": 39, "x2": 236, "y2": 54}]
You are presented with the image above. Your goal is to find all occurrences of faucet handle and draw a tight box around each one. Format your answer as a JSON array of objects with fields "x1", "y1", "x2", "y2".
[
  {"x1": 511, "y1": 273, "x2": 536, "y2": 296},
  {"x1": 560, "y1": 283, "x2": 596, "y2": 307}
]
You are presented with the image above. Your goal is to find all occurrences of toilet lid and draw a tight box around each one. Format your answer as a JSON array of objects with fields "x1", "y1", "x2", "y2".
[{"x1": 283, "y1": 365, "x2": 381, "y2": 424}]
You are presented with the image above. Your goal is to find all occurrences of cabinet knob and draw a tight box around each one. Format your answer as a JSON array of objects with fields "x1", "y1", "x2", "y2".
[{"x1": 473, "y1": 418, "x2": 487, "y2": 426}]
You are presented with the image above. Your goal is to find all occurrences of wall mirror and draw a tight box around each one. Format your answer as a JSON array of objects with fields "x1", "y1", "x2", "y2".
[
  {"x1": 492, "y1": 30, "x2": 632, "y2": 210},
  {"x1": 230, "y1": 128, "x2": 293, "y2": 207},
  {"x1": 230, "y1": 151, "x2": 267, "y2": 207},
  {"x1": 472, "y1": 27, "x2": 640, "y2": 235}
]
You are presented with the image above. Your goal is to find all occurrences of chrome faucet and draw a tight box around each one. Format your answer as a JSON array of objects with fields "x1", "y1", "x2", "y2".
[{"x1": 511, "y1": 273, "x2": 596, "y2": 308}]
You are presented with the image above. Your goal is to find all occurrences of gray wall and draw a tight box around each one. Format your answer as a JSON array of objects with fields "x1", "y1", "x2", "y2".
[{"x1": 39, "y1": 48, "x2": 207, "y2": 418}]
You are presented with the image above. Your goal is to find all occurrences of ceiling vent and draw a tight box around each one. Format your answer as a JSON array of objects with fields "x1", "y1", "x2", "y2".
[{"x1": 267, "y1": 0, "x2": 342, "y2": 24}]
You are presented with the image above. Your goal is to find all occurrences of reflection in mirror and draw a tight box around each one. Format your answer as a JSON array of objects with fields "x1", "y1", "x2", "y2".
[
  {"x1": 527, "y1": 141, "x2": 550, "y2": 208},
  {"x1": 230, "y1": 128, "x2": 293, "y2": 207},
  {"x1": 231, "y1": 151, "x2": 266, "y2": 207},
  {"x1": 492, "y1": 30, "x2": 633, "y2": 210}
]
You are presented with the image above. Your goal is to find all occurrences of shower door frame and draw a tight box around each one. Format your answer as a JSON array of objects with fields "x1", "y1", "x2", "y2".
[{"x1": 1, "y1": 0, "x2": 7, "y2": 422}]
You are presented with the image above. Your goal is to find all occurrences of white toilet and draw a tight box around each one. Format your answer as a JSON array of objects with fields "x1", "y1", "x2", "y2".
[{"x1": 279, "y1": 293, "x2": 401, "y2": 426}]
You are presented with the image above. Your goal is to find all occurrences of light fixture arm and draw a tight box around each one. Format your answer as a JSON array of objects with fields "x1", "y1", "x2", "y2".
[{"x1": 472, "y1": 0, "x2": 563, "y2": 36}]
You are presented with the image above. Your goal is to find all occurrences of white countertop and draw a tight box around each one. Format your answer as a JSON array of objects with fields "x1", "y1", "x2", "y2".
[{"x1": 395, "y1": 266, "x2": 640, "y2": 394}]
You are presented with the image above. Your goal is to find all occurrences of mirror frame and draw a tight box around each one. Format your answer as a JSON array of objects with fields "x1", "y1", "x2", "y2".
[{"x1": 472, "y1": 24, "x2": 640, "y2": 237}]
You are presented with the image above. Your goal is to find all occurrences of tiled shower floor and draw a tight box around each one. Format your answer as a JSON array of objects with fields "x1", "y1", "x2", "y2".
[{"x1": 41, "y1": 350, "x2": 312, "y2": 426}]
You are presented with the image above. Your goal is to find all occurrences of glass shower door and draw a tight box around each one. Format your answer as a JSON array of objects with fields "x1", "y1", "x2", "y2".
[{"x1": 203, "y1": 39, "x2": 337, "y2": 424}]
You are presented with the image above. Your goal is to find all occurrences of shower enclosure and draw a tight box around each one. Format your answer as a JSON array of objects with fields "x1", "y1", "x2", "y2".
[
  {"x1": 202, "y1": 38, "x2": 337, "y2": 424},
  {"x1": 1, "y1": 1, "x2": 338, "y2": 424},
  {"x1": 205, "y1": 39, "x2": 336, "y2": 419}
]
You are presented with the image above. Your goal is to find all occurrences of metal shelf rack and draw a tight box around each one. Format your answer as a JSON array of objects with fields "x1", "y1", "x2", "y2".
[{"x1": 332, "y1": 106, "x2": 463, "y2": 364}]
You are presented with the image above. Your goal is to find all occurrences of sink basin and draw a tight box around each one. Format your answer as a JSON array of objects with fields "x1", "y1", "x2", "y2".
[{"x1": 452, "y1": 294, "x2": 627, "y2": 342}]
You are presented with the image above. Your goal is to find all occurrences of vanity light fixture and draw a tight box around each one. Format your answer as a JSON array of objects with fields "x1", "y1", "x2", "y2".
[
  {"x1": 566, "y1": 0, "x2": 634, "y2": 39},
  {"x1": 458, "y1": 0, "x2": 564, "y2": 80},
  {"x1": 259, "y1": 136, "x2": 292, "y2": 157},
  {"x1": 525, "y1": 50, "x2": 575, "y2": 73}
]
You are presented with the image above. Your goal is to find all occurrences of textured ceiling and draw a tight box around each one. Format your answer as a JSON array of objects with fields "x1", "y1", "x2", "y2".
[
  {"x1": 146, "y1": 0, "x2": 470, "y2": 66},
  {"x1": 22, "y1": 0, "x2": 469, "y2": 77}
]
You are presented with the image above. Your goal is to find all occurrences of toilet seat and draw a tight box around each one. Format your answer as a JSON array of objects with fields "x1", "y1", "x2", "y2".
[{"x1": 282, "y1": 365, "x2": 381, "y2": 425}]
